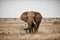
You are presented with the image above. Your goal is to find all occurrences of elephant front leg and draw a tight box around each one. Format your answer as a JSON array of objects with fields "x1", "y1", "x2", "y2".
[
  {"x1": 33, "y1": 24, "x2": 38, "y2": 33},
  {"x1": 28, "y1": 25, "x2": 33, "y2": 33},
  {"x1": 24, "y1": 25, "x2": 32, "y2": 33},
  {"x1": 24, "y1": 28, "x2": 28, "y2": 33}
]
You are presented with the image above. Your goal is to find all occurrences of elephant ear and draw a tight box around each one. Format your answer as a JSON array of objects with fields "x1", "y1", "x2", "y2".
[
  {"x1": 20, "y1": 12, "x2": 28, "y2": 22},
  {"x1": 35, "y1": 12, "x2": 42, "y2": 23}
]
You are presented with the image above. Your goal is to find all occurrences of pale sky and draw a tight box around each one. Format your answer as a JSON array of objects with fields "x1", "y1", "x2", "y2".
[{"x1": 0, "y1": 0, "x2": 60, "y2": 18}]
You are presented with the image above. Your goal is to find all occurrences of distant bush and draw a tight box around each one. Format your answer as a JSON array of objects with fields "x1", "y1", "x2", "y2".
[{"x1": 53, "y1": 21, "x2": 60, "y2": 25}]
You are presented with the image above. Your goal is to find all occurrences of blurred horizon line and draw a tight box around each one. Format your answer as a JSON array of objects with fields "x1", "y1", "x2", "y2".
[{"x1": 0, "y1": 17, "x2": 60, "y2": 19}]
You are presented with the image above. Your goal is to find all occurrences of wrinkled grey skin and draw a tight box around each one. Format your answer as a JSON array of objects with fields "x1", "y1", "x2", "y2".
[{"x1": 20, "y1": 11, "x2": 42, "y2": 33}]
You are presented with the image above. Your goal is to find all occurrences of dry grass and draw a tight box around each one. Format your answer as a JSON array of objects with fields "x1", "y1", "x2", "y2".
[{"x1": 0, "y1": 18, "x2": 60, "y2": 40}]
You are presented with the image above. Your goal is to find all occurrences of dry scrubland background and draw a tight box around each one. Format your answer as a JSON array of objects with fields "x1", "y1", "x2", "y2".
[{"x1": 0, "y1": 18, "x2": 60, "y2": 40}]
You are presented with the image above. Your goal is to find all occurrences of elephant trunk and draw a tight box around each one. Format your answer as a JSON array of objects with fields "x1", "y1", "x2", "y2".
[{"x1": 24, "y1": 19, "x2": 36, "y2": 33}]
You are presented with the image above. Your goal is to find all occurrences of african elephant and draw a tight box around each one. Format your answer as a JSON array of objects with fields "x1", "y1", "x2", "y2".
[{"x1": 20, "y1": 11, "x2": 42, "y2": 33}]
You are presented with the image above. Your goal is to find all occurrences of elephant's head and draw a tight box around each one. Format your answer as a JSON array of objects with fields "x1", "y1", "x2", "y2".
[
  {"x1": 27, "y1": 11, "x2": 36, "y2": 26},
  {"x1": 20, "y1": 11, "x2": 42, "y2": 33}
]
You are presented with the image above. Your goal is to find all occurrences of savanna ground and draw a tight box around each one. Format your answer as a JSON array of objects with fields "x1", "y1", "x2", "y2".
[{"x1": 0, "y1": 18, "x2": 60, "y2": 40}]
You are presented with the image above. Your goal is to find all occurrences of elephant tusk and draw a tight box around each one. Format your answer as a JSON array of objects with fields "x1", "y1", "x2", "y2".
[{"x1": 33, "y1": 21, "x2": 36, "y2": 25}]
